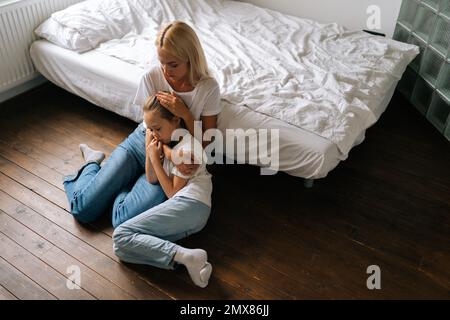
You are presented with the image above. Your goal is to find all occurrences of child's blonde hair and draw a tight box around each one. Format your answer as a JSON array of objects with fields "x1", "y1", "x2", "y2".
[
  {"x1": 156, "y1": 21, "x2": 211, "y2": 87},
  {"x1": 143, "y1": 94, "x2": 185, "y2": 129}
]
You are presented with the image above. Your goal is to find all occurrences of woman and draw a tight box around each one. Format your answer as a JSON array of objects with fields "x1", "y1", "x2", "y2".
[{"x1": 63, "y1": 21, "x2": 221, "y2": 228}]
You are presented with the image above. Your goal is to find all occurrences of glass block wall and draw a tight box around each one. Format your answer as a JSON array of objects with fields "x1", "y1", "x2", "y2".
[{"x1": 394, "y1": 0, "x2": 450, "y2": 141}]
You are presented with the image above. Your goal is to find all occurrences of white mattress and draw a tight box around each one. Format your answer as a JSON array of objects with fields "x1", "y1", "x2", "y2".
[{"x1": 30, "y1": 39, "x2": 396, "y2": 179}]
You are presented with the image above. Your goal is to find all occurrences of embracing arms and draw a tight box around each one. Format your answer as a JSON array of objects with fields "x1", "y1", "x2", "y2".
[{"x1": 145, "y1": 129, "x2": 188, "y2": 198}]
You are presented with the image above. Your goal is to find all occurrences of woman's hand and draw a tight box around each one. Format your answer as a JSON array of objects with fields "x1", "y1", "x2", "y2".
[
  {"x1": 156, "y1": 91, "x2": 190, "y2": 119},
  {"x1": 176, "y1": 163, "x2": 200, "y2": 176},
  {"x1": 173, "y1": 149, "x2": 199, "y2": 176}
]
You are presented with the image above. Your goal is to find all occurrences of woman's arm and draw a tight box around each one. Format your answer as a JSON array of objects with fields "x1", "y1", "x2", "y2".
[
  {"x1": 201, "y1": 115, "x2": 218, "y2": 148},
  {"x1": 155, "y1": 91, "x2": 197, "y2": 136},
  {"x1": 174, "y1": 116, "x2": 217, "y2": 175},
  {"x1": 155, "y1": 92, "x2": 219, "y2": 140}
]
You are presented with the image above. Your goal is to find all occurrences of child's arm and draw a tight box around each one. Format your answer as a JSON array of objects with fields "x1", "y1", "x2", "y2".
[
  {"x1": 162, "y1": 144, "x2": 172, "y2": 162},
  {"x1": 145, "y1": 130, "x2": 159, "y2": 184},
  {"x1": 149, "y1": 139, "x2": 188, "y2": 198},
  {"x1": 152, "y1": 160, "x2": 188, "y2": 198}
]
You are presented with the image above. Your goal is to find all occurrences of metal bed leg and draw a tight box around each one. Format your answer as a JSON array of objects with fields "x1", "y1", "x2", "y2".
[{"x1": 304, "y1": 179, "x2": 314, "y2": 188}]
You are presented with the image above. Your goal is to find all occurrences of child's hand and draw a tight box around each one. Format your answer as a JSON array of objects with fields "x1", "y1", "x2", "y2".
[
  {"x1": 145, "y1": 129, "x2": 153, "y2": 148},
  {"x1": 146, "y1": 129, "x2": 153, "y2": 158},
  {"x1": 149, "y1": 138, "x2": 163, "y2": 164}
]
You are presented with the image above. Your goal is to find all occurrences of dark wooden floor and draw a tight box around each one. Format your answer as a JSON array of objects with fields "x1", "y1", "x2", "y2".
[{"x1": 0, "y1": 83, "x2": 449, "y2": 299}]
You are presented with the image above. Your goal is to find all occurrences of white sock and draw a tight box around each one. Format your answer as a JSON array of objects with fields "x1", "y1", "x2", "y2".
[
  {"x1": 174, "y1": 247, "x2": 212, "y2": 288},
  {"x1": 79, "y1": 144, "x2": 105, "y2": 164}
]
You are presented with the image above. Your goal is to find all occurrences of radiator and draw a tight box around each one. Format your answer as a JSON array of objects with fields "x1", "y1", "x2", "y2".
[{"x1": 0, "y1": 0, "x2": 82, "y2": 98}]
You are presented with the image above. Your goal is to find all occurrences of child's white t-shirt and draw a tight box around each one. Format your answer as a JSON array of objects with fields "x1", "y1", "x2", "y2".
[
  {"x1": 162, "y1": 132, "x2": 212, "y2": 207},
  {"x1": 133, "y1": 65, "x2": 222, "y2": 126}
]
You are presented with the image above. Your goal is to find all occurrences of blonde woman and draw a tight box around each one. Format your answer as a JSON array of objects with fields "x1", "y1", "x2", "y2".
[{"x1": 63, "y1": 21, "x2": 221, "y2": 232}]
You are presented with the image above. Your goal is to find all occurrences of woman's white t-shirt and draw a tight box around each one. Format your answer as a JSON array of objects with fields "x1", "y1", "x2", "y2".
[
  {"x1": 133, "y1": 65, "x2": 222, "y2": 125},
  {"x1": 162, "y1": 132, "x2": 212, "y2": 207}
]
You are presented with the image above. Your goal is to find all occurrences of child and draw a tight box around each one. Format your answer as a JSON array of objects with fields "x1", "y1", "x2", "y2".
[{"x1": 113, "y1": 95, "x2": 213, "y2": 288}]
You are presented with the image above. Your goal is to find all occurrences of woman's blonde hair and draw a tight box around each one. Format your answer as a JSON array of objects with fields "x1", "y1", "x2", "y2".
[{"x1": 156, "y1": 21, "x2": 211, "y2": 87}]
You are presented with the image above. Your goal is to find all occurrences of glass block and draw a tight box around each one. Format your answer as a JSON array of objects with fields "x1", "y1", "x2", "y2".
[
  {"x1": 394, "y1": 24, "x2": 411, "y2": 43},
  {"x1": 430, "y1": 16, "x2": 450, "y2": 56},
  {"x1": 426, "y1": 92, "x2": 450, "y2": 132},
  {"x1": 411, "y1": 77, "x2": 434, "y2": 114},
  {"x1": 439, "y1": 0, "x2": 450, "y2": 19},
  {"x1": 413, "y1": 5, "x2": 438, "y2": 42},
  {"x1": 399, "y1": 0, "x2": 419, "y2": 30},
  {"x1": 437, "y1": 62, "x2": 450, "y2": 101},
  {"x1": 408, "y1": 34, "x2": 427, "y2": 72},
  {"x1": 397, "y1": 67, "x2": 418, "y2": 99},
  {"x1": 419, "y1": 47, "x2": 445, "y2": 85},
  {"x1": 423, "y1": 0, "x2": 440, "y2": 11},
  {"x1": 444, "y1": 117, "x2": 450, "y2": 140}
]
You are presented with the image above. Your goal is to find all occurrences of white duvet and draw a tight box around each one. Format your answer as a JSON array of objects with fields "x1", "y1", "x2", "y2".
[{"x1": 41, "y1": 0, "x2": 420, "y2": 155}]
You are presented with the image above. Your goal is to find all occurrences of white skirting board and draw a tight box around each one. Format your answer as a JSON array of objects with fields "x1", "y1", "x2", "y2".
[{"x1": 0, "y1": 75, "x2": 47, "y2": 104}]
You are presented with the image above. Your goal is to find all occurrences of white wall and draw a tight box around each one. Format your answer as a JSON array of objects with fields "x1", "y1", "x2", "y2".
[{"x1": 239, "y1": 0, "x2": 403, "y2": 38}]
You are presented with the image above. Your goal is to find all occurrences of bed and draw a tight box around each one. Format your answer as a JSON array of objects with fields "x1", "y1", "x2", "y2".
[{"x1": 29, "y1": 0, "x2": 418, "y2": 182}]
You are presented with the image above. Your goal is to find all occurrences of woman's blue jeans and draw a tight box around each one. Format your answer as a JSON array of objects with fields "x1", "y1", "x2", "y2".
[{"x1": 63, "y1": 123, "x2": 166, "y2": 227}]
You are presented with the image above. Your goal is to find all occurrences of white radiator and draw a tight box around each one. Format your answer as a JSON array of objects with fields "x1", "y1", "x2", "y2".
[{"x1": 0, "y1": 0, "x2": 83, "y2": 101}]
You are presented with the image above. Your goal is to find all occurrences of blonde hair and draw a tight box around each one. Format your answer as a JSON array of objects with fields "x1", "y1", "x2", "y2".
[
  {"x1": 156, "y1": 21, "x2": 211, "y2": 87},
  {"x1": 143, "y1": 94, "x2": 185, "y2": 128}
]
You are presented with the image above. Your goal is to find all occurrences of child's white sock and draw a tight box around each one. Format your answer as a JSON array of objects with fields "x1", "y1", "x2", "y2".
[
  {"x1": 174, "y1": 247, "x2": 212, "y2": 288},
  {"x1": 79, "y1": 144, "x2": 105, "y2": 164}
]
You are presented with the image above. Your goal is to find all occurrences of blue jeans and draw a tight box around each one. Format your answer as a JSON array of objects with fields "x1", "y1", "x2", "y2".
[
  {"x1": 63, "y1": 124, "x2": 166, "y2": 227},
  {"x1": 113, "y1": 196, "x2": 211, "y2": 269}
]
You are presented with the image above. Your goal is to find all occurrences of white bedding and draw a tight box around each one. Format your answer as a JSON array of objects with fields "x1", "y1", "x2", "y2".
[
  {"x1": 93, "y1": 0, "x2": 418, "y2": 154},
  {"x1": 30, "y1": 0, "x2": 413, "y2": 178},
  {"x1": 29, "y1": 39, "x2": 396, "y2": 179}
]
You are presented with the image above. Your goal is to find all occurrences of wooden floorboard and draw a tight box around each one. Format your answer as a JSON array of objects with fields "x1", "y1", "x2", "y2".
[
  {"x1": 0, "y1": 284, "x2": 17, "y2": 300},
  {"x1": 0, "y1": 230, "x2": 95, "y2": 300},
  {"x1": 0, "y1": 141, "x2": 64, "y2": 190},
  {"x1": 0, "y1": 173, "x2": 114, "y2": 256},
  {"x1": 0, "y1": 209, "x2": 134, "y2": 299},
  {"x1": 0, "y1": 189, "x2": 170, "y2": 299},
  {"x1": 0, "y1": 83, "x2": 449, "y2": 299},
  {"x1": 0, "y1": 256, "x2": 56, "y2": 300}
]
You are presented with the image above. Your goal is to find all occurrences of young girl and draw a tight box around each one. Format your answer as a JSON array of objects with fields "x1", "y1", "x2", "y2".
[{"x1": 113, "y1": 95, "x2": 213, "y2": 288}]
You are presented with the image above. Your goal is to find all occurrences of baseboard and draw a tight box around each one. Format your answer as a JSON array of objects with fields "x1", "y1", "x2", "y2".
[{"x1": 0, "y1": 75, "x2": 48, "y2": 104}]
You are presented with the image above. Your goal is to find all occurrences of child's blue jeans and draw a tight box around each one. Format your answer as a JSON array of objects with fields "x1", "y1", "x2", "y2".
[
  {"x1": 113, "y1": 196, "x2": 211, "y2": 269},
  {"x1": 63, "y1": 123, "x2": 166, "y2": 227}
]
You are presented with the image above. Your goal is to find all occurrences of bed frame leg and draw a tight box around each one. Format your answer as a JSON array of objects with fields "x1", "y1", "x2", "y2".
[{"x1": 304, "y1": 179, "x2": 314, "y2": 188}]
